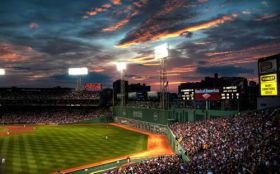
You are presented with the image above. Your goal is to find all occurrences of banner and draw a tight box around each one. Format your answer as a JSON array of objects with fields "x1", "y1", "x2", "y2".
[
  {"x1": 195, "y1": 89, "x2": 221, "y2": 101},
  {"x1": 84, "y1": 83, "x2": 102, "y2": 91}
]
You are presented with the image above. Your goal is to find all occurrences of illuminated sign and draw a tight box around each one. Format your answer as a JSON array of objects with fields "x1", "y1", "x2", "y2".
[
  {"x1": 222, "y1": 86, "x2": 239, "y2": 100},
  {"x1": 260, "y1": 74, "x2": 278, "y2": 96},
  {"x1": 128, "y1": 92, "x2": 137, "y2": 99},
  {"x1": 148, "y1": 91, "x2": 158, "y2": 98},
  {"x1": 194, "y1": 89, "x2": 221, "y2": 101},
  {"x1": 181, "y1": 89, "x2": 194, "y2": 100},
  {"x1": 84, "y1": 83, "x2": 102, "y2": 91}
]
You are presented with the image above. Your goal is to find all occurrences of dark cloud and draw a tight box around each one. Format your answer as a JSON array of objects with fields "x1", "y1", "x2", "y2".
[
  {"x1": 0, "y1": 0, "x2": 280, "y2": 90},
  {"x1": 51, "y1": 72, "x2": 112, "y2": 87},
  {"x1": 197, "y1": 66, "x2": 253, "y2": 76}
]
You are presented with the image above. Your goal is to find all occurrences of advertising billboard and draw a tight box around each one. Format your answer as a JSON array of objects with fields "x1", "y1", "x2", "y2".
[
  {"x1": 148, "y1": 91, "x2": 159, "y2": 98},
  {"x1": 259, "y1": 59, "x2": 277, "y2": 74},
  {"x1": 84, "y1": 83, "x2": 102, "y2": 91},
  {"x1": 128, "y1": 92, "x2": 137, "y2": 99},
  {"x1": 195, "y1": 89, "x2": 221, "y2": 101},
  {"x1": 260, "y1": 73, "x2": 278, "y2": 96}
]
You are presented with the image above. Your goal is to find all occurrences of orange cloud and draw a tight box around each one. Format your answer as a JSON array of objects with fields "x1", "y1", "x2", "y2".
[
  {"x1": 103, "y1": 19, "x2": 129, "y2": 32},
  {"x1": 92, "y1": 67, "x2": 105, "y2": 72},
  {"x1": 206, "y1": 42, "x2": 280, "y2": 66},
  {"x1": 150, "y1": 81, "x2": 186, "y2": 86},
  {"x1": 103, "y1": 11, "x2": 139, "y2": 32},
  {"x1": 168, "y1": 65, "x2": 197, "y2": 74},
  {"x1": 111, "y1": 0, "x2": 121, "y2": 5},
  {"x1": 116, "y1": 14, "x2": 238, "y2": 48},
  {"x1": 0, "y1": 43, "x2": 39, "y2": 62},
  {"x1": 86, "y1": 3, "x2": 113, "y2": 16}
]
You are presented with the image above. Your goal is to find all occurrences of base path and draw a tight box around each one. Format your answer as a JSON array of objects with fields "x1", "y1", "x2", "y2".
[
  {"x1": 54, "y1": 123, "x2": 174, "y2": 174},
  {"x1": 0, "y1": 125, "x2": 34, "y2": 136}
]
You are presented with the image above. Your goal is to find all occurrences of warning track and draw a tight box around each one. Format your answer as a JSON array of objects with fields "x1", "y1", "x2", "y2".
[{"x1": 0, "y1": 125, "x2": 34, "y2": 136}]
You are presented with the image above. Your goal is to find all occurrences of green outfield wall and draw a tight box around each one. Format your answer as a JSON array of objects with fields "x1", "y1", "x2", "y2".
[
  {"x1": 113, "y1": 106, "x2": 238, "y2": 125},
  {"x1": 77, "y1": 116, "x2": 113, "y2": 124}
]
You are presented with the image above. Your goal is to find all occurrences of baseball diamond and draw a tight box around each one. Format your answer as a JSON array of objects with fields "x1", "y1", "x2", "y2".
[{"x1": 0, "y1": 124, "x2": 147, "y2": 174}]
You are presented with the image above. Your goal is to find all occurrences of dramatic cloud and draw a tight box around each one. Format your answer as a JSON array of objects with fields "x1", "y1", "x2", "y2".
[
  {"x1": 102, "y1": 11, "x2": 139, "y2": 32},
  {"x1": 0, "y1": 0, "x2": 279, "y2": 91},
  {"x1": 117, "y1": 14, "x2": 238, "y2": 48}
]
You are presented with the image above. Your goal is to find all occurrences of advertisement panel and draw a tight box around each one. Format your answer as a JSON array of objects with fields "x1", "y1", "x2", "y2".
[
  {"x1": 260, "y1": 73, "x2": 278, "y2": 96},
  {"x1": 195, "y1": 89, "x2": 221, "y2": 101},
  {"x1": 259, "y1": 59, "x2": 277, "y2": 74},
  {"x1": 148, "y1": 91, "x2": 159, "y2": 98},
  {"x1": 84, "y1": 83, "x2": 102, "y2": 91},
  {"x1": 128, "y1": 92, "x2": 137, "y2": 99}
]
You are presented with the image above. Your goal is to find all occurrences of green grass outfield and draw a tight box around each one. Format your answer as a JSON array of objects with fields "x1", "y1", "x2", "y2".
[
  {"x1": 0, "y1": 124, "x2": 148, "y2": 174},
  {"x1": 0, "y1": 127, "x2": 6, "y2": 132}
]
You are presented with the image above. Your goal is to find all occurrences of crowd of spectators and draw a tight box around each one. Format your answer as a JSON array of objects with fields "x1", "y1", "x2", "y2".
[
  {"x1": 0, "y1": 108, "x2": 111, "y2": 124},
  {"x1": 170, "y1": 107, "x2": 280, "y2": 173},
  {"x1": 106, "y1": 107, "x2": 280, "y2": 173},
  {"x1": 0, "y1": 88, "x2": 100, "y2": 100},
  {"x1": 105, "y1": 156, "x2": 186, "y2": 174},
  {"x1": 0, "y1": 89, "x2": 100, "y2": 105}
]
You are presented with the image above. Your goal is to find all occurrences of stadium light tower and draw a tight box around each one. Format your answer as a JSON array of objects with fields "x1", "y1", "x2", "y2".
[
  {"x1": 68, "y1": 67, "x2": 88, "y2": 91},
  {"x1": 116, "y1": 62, "x2": 127, "y2": 107},
  {"x1": 0, "y1": 69, "x2": 5, "y2": 76},
  {"x1": 154, "y1": 43, "x2": 169, "y2": 110}
]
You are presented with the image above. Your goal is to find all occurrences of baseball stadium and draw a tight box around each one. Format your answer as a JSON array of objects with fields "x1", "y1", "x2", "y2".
[{"x1": 1, "y1": 0, "x2": 280, "y2": 174}]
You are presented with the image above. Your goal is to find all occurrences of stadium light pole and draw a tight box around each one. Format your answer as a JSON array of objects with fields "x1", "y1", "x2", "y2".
[
  {"x1": 0, "y1": 69, "x2": 5, "y2": 125},
  {"x1": 68, "y1": 67, "x2": 88, "y2": 91},
  {"x1": 154, "y1": 43, "x2": 169, "y2": 110},
  {"x1": 116, "y1": 63, "x2": 127, "y2": 108}
]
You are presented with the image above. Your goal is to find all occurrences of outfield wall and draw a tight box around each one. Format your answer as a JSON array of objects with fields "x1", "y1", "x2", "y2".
[
  {"x1": 77, "y1": 116, "x2": 113, "y2": 124},
  {"x1": 113, "y1": 106, "x2": 238, "y2": 125}
]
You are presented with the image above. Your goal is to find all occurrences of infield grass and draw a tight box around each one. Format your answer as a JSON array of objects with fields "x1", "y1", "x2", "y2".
[{"x1": 0, "y1": 124, "x2": 147, "y2": 174}]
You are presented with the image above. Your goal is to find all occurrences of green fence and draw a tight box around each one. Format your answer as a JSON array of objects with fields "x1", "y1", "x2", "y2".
[
  {"x1": 113, "y1": 106, "x2": 238, "y2": 124},
  {"x1": 113, "y1": 106, "x2": 170, "y2": 125},
  {"x1": 77, "y1": 116, "x2": 113, "y2": 124}
]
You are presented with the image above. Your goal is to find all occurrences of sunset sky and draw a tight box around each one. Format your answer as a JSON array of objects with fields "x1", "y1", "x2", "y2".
[{"x1": 0, "y1": 0, "x2": 280, "y2": 92}]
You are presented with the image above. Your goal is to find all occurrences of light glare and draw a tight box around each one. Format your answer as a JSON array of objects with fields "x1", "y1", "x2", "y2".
[
  {"x1": 116, "y1": 62, "x2": 127, "y2": 72},
  {"x1": 154, "y1": 43, "x2": 168, "y2": 60},
  {"x1": 0, "y1": 69, "x2": 5, "y2": 75},
  {"x1": 68, "y1": 67, "x2": 88, "y2": 76}
]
